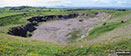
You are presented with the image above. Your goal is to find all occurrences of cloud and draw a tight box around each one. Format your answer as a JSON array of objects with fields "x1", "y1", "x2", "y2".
[
  {"x1": 116, "y1": 1, "x2": 131, "y2": 5},
  {"x1": 0, "y1": 0, "x2": 131, "y2": 7},
  {"x1": 91, "y1": 0, "x2": 116, "y2": 4},
  {"x1": 0, "y1": 0, "x2": 72, "y2": 7},
  {"x1": 90, "y1": 0, "x2": 131, "y2": 5}
]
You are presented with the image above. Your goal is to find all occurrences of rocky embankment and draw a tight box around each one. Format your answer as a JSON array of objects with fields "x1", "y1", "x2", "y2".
[
  {"x1": 8, "y1": 12, "x2": 111, "y2": 43},
  {"x1": 8, "y1": 13, "x2": 88, "y2": 37}
]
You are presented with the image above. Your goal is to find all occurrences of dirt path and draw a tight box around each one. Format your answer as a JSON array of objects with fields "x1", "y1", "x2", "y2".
[{"x1": 31, "y1": 12, "x2": 111, "y2": 43}]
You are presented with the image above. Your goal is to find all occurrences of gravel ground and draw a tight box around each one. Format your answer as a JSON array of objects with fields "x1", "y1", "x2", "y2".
[{"x1": 31, "y1": 12, "x2": 111, "y2": 43}]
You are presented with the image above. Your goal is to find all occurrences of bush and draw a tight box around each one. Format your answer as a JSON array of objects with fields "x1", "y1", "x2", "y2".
[{"x1": 103, "y1": 22, "x2": 107, "y2": 26}]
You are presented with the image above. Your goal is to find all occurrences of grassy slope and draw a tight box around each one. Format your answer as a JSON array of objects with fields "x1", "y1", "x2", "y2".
[
  {"x1": 85, "y1": 11, "x2": 131, "y2": 40},
  {"x1": 0, "y1": 9, "x2": 131, "y2": 56},
  {"x1": 87, "y1": 20, "x2": 131, "y2": 40},
  {"x1": 0, "y1": 13, "x2": 25, "y2": 18},
  {"x1": 0, "y1": 33, "x2": 65, "y2": 56},
  {"x1": 0, "y1": 31, "x2": 130, "y2": 56},
  {"x1": 67, "y1": 10, "x2": 131, "y2": 55}
]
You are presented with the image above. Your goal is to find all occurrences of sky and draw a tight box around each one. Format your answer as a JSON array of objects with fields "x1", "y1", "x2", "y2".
[{"x1": 0, "y1": 0, "x2": 131, "y2": 8}]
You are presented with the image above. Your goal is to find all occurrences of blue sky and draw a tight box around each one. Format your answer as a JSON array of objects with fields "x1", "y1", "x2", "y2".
[
  {"x1": 71, "y1": 0, "x2": 131, "y2": 8},
  {"x1": 0, "y1": 0, "x2": 131, "y2": 8}
]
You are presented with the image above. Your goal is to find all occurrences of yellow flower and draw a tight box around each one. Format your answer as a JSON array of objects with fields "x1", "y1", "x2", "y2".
[
  {"x1": 104, "y1": 50, "x2": 110, "y2": 53},
  {"x1": 104, "y1": 50, "x2": 107, "y2": 53},
  {"x1": 0, "y1": 48, "x2": 2, "y2": 50},
  {"x1": 29, "y1": 53, "x2": 40, "y2": 56},
  {"x1": 97, "y1": 45, "x2": 101, "y2": 48}
]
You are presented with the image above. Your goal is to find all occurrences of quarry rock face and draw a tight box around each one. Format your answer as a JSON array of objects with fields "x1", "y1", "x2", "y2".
[
  {"x1": 7, "y1": 12, "x2": 111, "y2": 43},
  {"x1": 8, "y1": 26, "x2": 27, "y2": 37},
  {"x1": 8, "y1": 23, "x2": 36, "y2": 37},
  {"x1": 27, "y1": 16, "x2": 44, "y2": 22},
  {"x1": 27, "y1": 13, "x2": 88, "y2": 23},
  {"x1": 7, "y1": 13, "x2": 88, "y2": 37}
]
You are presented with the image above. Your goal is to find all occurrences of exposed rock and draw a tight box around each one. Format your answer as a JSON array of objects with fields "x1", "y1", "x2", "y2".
[
  {"x1": 27, "y1": 16, "x2": 44, "y2": 22},
  {"x1": 44, "y1": 13, "x2": 79, "y2": 20},
  {"x1": 80, "y1": 13, "x2": 88, "y2": 17},
  {"x1": 8, "y1": 25, "x2": 27, "y2": 37},
  {"x1": 44, "y1": 15, "x2": 57, "y2": 20},
  {"x1": 79, "y1": 19, "x2": 84, "y2": 22},
  {"x1": 8, "y1": 13, "x2": 88, "y2": 37},
  {"x1": 8, "y1": 23, "x2": 36, "y2": 37},
  {"x1": 31, "y1": 12, "x2": 111, "y2": 43},
  {"x1": 94, "y1": 12, "x2": 99, "y2": 15},
  {"x1": 27, "y1": 13, "x2": 87, "y2": 23},
  {"x1": 25, "y1": 23, "x2": 36, "y2": 32},
  {"x1": 116, "y1": 9, "x2": 126, "y2": 11}
]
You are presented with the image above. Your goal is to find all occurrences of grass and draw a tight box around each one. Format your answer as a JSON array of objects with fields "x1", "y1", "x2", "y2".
[
  {"x1": 109, "y1": 11, "x2": 131, "y2": 18},
  {"x1": 86, "y1": 39, "x2": 131, "y2": 56},
  {"x1": 67, "y1": 31, "x2": 81, "y2": 42},
  {"x1": 0, "y1": 25, "x2": 22, "y2": 33},
  {"x1": 0, "y1": 8, "x2": 131, "y2": 56},
  {"x1": 0, "y1": 8, "x2": 108, "y2": 33},
  {"x1": 0, "y1": 15, "x2": 27, "y2": 26},
  {"x1": 87, "y1": 20, "x2": 131, "y2": 40},
  {"x1": 0, "y1": 33, "x2": 65, "y2": 56},
  {"x1": 1, "y1": 8, "x2": 126, "y2": 27},
  {"x1": 0, "y1": 13, "x2": 24, "y2": 18},
  {"x1": 0, "y1": 33, "x2": 130, "y2": 56}
]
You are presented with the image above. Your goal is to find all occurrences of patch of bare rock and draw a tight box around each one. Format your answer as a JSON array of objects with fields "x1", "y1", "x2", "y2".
[{"x1": 31, "y1": 12, "x2": 111, "y2": 43}]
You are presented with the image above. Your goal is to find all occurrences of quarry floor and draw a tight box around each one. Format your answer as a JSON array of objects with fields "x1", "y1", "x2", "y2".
[{"x1": 31, "y1": 12, "x2": 111, "y2": 43}]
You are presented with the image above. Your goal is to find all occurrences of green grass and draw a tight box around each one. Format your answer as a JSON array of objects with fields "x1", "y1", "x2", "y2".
[
  {"x1": 1, "y1": 8, "x2": 126, "y2": 27},
  {"x1": 64, "y1": 39, "x2": 131, "y2": 56},
  {"x1": 0, "y1": 33, "x2": 65, "y2": 56},
  {"x1": 85, "y1": 39, "x2": 131, "y2": 56},
  {"x1": 109, "y1": 11, "x2": 131, "y2": 18},
  {"x1": 0, "y1": 25, "x2": 20, "y2": 33},
  {"x1": 0, "y1": 8, "x2": 131, "y2": 56},
  {"x1": 0, "y1": 33, "x2": 130, "y2": 56},
  {"x1": 67, "y1": 31, "x2": 81, "y2": 42},
  {"x1": 0, "y1": 12, "x2": 46, "y2": 26},
  {"x1": 0, "y1": 13, "x2": 24, "y2": 18},
  {"x1": 87, "y1": 20, "x2": 131, "y2": 40},
  {"x1": 0, "y1": 14, "x2": 28, "y2": 26}
]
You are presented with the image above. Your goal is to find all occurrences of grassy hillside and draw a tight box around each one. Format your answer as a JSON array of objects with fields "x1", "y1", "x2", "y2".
[
  {"x1": 0, "y1": 7, "x2": 131, "y2": 56},
  {"x1": 0, "y1": 33, "x2": 64, "y2": 56},
  {"x1": 0, "y1": 32, "x2": 130, "y2": 56},
  {"x1": 87, "y1": 20, "x2": 131, "y2": 40}
]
